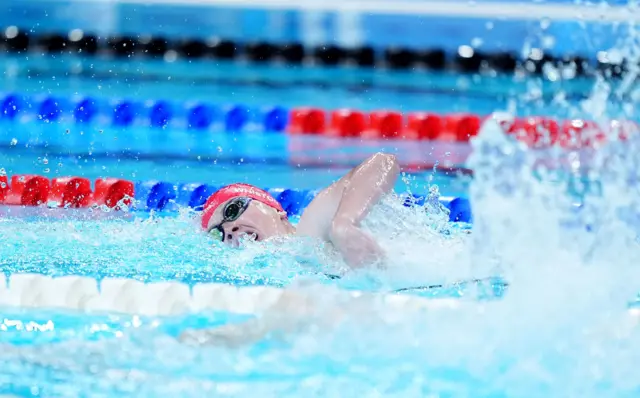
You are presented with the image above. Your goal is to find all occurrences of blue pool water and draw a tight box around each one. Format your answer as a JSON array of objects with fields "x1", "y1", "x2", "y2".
[
  {"x1": 0, "y1": 53, "x2": 496, "y2": 196},
  {"x1": 0, "y1": 52, "x2": 609, "y2": 198},
  {"x1": 0, "y1": 53, "x2": 483, "y2": 396},
  {"x1": 1, "y1": 42, "x2": 640, "y2": 397},
  {"x1": 0, "y1": 54, "x2": 607, "y2": 115}
]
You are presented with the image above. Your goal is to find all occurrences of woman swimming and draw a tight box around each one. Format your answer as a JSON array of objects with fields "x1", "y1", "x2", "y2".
[{"x1": 201, "y1": 152, "x2": 400, "y2": 268}]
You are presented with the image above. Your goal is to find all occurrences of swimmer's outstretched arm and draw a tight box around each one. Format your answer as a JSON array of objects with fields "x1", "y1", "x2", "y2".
[{"x1": 298, "y1": 152, "x2": 400, "y2": 267}]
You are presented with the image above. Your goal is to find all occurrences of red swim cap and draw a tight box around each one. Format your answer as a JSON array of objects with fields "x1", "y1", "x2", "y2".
[{"x1": 200, "y1": 183, "x2": 284, "y2": 230}]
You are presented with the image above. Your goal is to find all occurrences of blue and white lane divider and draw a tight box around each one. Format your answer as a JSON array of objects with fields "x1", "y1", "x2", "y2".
[
  {"x1": 1, "y1": 93, "x2": 290, "y2": 132},
  {"x1": 135, "y1": 180, "x2": 472, "y2": 223}
]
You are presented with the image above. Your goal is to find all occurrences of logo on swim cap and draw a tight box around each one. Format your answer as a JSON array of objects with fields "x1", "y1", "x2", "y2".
[{"x1": 201, "y1": 183, "x2": 284, "y2": 230}]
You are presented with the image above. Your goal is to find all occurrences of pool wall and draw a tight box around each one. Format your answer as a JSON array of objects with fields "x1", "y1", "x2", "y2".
[{"x1": 0, "y1": 0, "x2": 630, "y2": 58}]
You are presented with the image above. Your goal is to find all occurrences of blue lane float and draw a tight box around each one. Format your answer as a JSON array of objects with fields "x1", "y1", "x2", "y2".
[
  {"x1": 74, "y1": 98, "x2": 100, "y2": 123},
  {"x1": 1, "y1": 94, "x2": 26, "y2": 120},
  {"x1": 132, "y1": 181, "x2": 472, "y2": 223},
  {"x1": 112, "y1": 100, "x2": 139, "y2": 127},
  {"x1": 187, "y1": 103, "x2": 218, "y2": 130},
  {"x1": 448, "y1": 197, "x2": 473, "y2": 223},
  {"x1": 263, "y1": 106, "x2": 289, "y2": 132},
  {"x1": 225, "y1": 104, "x2": 251, "y2": 132},
  {"x1": 0, "y1": 93, "x2": 291, "y2": 133},
  {"x1": 149, "y1": 101, "x2": 173, "y2": 128},
  {"x1": 135, "y1": 181, "x2": 177, "y2": 211},
  {"x1": 176, "y1": 183, "x2": 218, "y2": 209},
  {"x1": 38, "y1": 96, "x2": 68, "y2": 122}
]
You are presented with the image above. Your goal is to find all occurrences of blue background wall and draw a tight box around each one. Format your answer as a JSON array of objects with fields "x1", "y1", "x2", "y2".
[{"x1": 0, "y1": 0, "x2": 632, "y2": 58}]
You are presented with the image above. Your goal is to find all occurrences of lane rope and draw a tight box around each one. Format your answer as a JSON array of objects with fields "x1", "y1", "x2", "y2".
[
  {"x1": 0, "y1": 273, "x2": 464, "y2": 317},
  {"x1": 0, "y1": 174, "x2": 474, "y2": 222},
  {"x1": 2, "y1": 93, "x2": 635, "y2": 145}
]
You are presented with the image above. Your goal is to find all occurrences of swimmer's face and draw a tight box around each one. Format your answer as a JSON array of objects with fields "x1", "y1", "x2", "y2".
[{"x1": 206, "y1": 198, "x2": 293, "y2": 247}]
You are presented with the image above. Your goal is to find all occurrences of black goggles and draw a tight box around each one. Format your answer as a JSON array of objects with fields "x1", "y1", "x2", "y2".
[{"x1": 208, "y1": 197, "x2": 252, "y2": 242}]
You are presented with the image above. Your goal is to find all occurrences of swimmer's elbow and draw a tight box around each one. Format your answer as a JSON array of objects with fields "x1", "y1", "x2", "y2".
[{"x1": 371, "y1": 152, "x2": 400, "y2": 175}]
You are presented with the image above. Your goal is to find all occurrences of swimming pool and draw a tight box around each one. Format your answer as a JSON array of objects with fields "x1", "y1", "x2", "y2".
[{"x1": 2, "y1": 4, "x2": 640, "y2": 396}]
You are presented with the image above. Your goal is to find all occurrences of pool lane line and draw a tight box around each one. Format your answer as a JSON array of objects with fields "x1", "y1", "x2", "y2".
[
  {"x1": 3, "y1": 28, "x2": 602, "y2": 78},
  {"x1": 21, "y1": 67, "x2": 592, "y2": 103},
  {"x1": 0, "y1": 272, "x2": 464, "y2": 318},
  {"x1": 2, "y1": 89, "x2": 632, "y2": 147},
  {"x1": 1, "y1": 273, "x2": 637, "y2": 323},
  {"x1": 0, "y1": 171, "x2": 473, "y2": 222}
]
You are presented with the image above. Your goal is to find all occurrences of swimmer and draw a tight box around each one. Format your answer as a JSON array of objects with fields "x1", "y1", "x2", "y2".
[{"x1": 201, "y1": 152, "x2": 400, "y2": 267}]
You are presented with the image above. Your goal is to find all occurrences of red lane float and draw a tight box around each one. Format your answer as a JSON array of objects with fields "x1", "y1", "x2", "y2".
[
  {"x1": 0, "y1": 174, "x2": 8, "y2": 202},
  {"x1": 288, "y1": 107, "x2": 638, "y2": 149},
  {"x1": 0, "y1": 176, "x2": 134, "y2": 209},
  {"x1": 288, "y1": 108, "x2": 326, "y2": 135},
  {"x1": 443, "y1": 114, "x2": 482, "y2": 142},
  {"x1": 330, "y1": 110, "x2": 367, "y2": 137},
  {"x1": 289, "y1": 108, "x2": 486, "y2": 142},
  {"x1": 508, "y1": 117, "x2": 560, "y2": 147},
  {"x1": 4, "y1": 175, "x2": 51, "y2": 206},
  {"x1": 560, "y1": 120, "x2": 606, "y2": 149},
  {"x1": 405, "y1": 113, "x2": 441, "y2": 140},
  {"x1": 369, "y1": 111, "x2": 404, "y2": 139},
  {"x1": 94, "y1": 178, "x2": 135, "y2": 208},
  {"x1": 50, "y1": 177, "x2": 92, "y2": 208}
]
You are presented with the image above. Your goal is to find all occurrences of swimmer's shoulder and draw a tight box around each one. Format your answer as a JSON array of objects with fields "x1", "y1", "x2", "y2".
[
  {"x1": 296, "y1": 187, "x2": 341, "y2": 240},
  {"x1": 296, "y1": 171, "x2": 352, "y2": 239},
  {"x1": 295, "y1": 209, "x2": 326, "y2": 240}
]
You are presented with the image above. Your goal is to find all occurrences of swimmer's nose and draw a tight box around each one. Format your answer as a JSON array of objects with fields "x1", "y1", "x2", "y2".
[
  {"x1": 226, "y1": 227, "x2": 241, "y2": 247},
  {"x1": 225, "y1": 227, "x2": 254, "y2": 247}
]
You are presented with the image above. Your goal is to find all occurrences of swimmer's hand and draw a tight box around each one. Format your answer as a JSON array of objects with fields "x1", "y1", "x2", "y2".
[{"x1": 330, "y1": 220, "x2": 386, "y2": 268}]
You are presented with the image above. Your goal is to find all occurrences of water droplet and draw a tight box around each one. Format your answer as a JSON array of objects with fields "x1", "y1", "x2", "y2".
[
  {"x1": 0, "y1": 182, "x2": 6, "y2": 189},
  {"x1": 10, "y1": 138, "x2": 17, "y2": 146},
  {"x1": 42, "y1": 158, "x2": 49, "y2": 165},
  {"x1": 0, "y1": 168, "x2": 6, "y2": 176},
  {"x1": 18, "y1": 176, "x2": 25, "y2": 182},
  {"x1": 43, "y1": 168, "x2": 50, "y2": 173}
]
